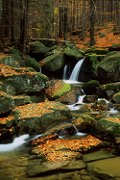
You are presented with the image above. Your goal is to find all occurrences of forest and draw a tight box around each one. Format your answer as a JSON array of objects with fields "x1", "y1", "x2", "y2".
[
  {"x1": 0, "y1": 0, "x2": 120, "y2": 179},
  {"x1": 0, "y1": 0, "x2": 120, "y2": 50}
]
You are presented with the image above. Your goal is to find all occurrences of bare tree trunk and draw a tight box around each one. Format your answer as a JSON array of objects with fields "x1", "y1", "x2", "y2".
[{"x1": 90, "y1": 0, "x2": 95, "y2": 46}]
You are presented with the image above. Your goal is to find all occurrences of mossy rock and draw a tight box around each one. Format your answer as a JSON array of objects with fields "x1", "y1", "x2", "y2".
[
  {"x1": 40, "y1": 52, "x2": 65, "y2": 72},
  {"x1": 0, "y1": 81, "x2": 16, "y2": 95},
  {"x1": 112, "y1": 92, "x2": 120, "y2": 103},
  {"x1": 0, "y1": 91, "x2": 15, "y2": 114},
  {"x1": 85, "y1": 48, "x2": 108, "y2": 55},
  {"x1": 45, "y1": 80, "x2": 71, "y2": 100},
  {"x1": 29, "y1": 41, "x2": 49, "y2": 54},
  {"x1": 71, "y1": 113, "x2": 96, "y2": 131},
  {"x1": 97, "y1": 116, "x2": 120, "y2": 137},
  {"x1": 99, "y1": 82, "x2": 120, "y2": 98},
  {"x1": 13, "y1": 95, "x2": 31, "y2": 106},
  {"x1": 23, "y1": 56, "x2": 40, "y2": 71},
  {"x1": 12, "y1": 101, "x2": 71, "y2": 134},
  {"x1": 96, "y1": 52, "x2": 120, "y2": 83},
  {"x1": 0, "y1": 64, "x2": 49, "y2": 94},
  {"x1": 0, "y1": 53, "x2": 24, "y2": 68},
  {"x1": 64, "y1": 47, "x2": 83, "y2": 61}
]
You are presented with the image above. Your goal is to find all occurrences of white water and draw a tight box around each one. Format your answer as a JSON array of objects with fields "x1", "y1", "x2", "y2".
[
  {"x1": 67, "y1": 95, "x2": 85, "y2": 111},
  {"x1": 58, "y1": 125, "x2": 87, "y2": 139},
  {"x1": 0, "y1": 134, "x2": 29, "y2": 152},
  {"x1": 69, "y1": 58, "x2": 84, "y2": 81},
  {"x1": 62, "y1": 64, "x2": 68, "y2": 80}
]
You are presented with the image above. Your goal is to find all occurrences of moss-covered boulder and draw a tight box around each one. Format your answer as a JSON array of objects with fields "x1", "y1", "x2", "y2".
[
  {"x1": 71, "y1": 113, "x2": 96, "y2": 132},
  {"x1": 45, "y1": 80, "x2": 71, "y2": 100},
  {"x1": 12, "y1": 101, "x2": 71, "y2": 134},
  {"x1": 96, "y1": 52, "x2": 120, "y2": 83},
  {"x1": 64, "y1": 47, "x2": 83, "y2": 61},
  {"x1": 29, "y1": 41, "x2": 50, "y2": 60},
  {"x1": 0, "y1": 64, "x2": 49, "y2": 95},
  {"x1": 0, "y1": 53, "x2": 24, "y2": 68},
  {"x1": 23, "y1": 56, "x2": 40, "y2": 71},
  {"x1": 112, "y1": 92, "x2": 120, "y2": 103},
  {"x1": 40, "y1": 52, "x2": 65, "y2": 72},
  {"x1": 30, "y1": 41, "x2": 49, "y2": 54},
  {"x1": 0, "y1": 91, "x2": 15, "y2": 114},
  {"x1": 99, "y1": 82, "x2": 120, "y2": 98},
  {"x1": 96, "y1": 116, "x2": 120, "y2": 138}
]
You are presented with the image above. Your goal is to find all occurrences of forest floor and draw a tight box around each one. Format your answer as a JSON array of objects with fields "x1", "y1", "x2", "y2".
[{"x1": 69, "y1": 23, "x2": 120, "y2": 49}]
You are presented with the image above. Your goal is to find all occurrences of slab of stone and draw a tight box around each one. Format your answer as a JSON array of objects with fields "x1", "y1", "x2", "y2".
[
  {"x1": 87, "y1": 157, "x2": 120, "y2": 180},
  {"x1": 83, "y1": 150, "x2": 116, "y2": 163},
  {"x1": 26, "y1": 160, "x2": 86, "y2": 177}
]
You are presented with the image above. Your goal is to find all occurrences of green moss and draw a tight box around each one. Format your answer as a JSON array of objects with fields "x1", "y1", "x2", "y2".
[{"x1": 53, "y1": 83, "x2": 71, "y2": 98}]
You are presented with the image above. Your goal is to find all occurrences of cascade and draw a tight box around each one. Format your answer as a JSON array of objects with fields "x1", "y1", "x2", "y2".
[
  {"x1": 62, "y1": 64, "x2": 68, "y2": 80},
  {"x1": 0, "y1": 134, "x2": 29, "y2": 152},
  {"x1": 58, "y1": 125, "x2": 87, "y2": 139},
  {"x1": 69, "y1": 58, "x2": 84, "y2": 81}
]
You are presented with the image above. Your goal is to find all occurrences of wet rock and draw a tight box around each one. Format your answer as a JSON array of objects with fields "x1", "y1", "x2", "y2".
[
  {"x1": 71, "y1": 113, "x2": 96, "y2": 132},
  {"x1": 96, "y1": 52, "x2": 120, "y2": 83},
  {"x1": 82, "y1": 80, "x2": 100, "y2": 95},
  {"x1": 83, "y1": 95, "x2": 98, "y2": 103},
  {"x1": 87, "y1": 157, "x2": 120, "y2": 180},
  {"x1": 45, "y1": 80, "x2": 71, "y2": 100},
  {"x1": 57, "y1": 87, "x2": 81, "y2": 105},
  {"x1": 0, "y1": 91, "x2": 15, "y2": 114},
  {"x1": 0, "y1": 64, "x2": 49, "y2": 94},
  {"x1": 12, "y1": 101, "x2": 71, "y2": 134}
]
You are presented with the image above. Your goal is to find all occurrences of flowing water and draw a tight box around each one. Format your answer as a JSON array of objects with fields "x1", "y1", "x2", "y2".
[
  {"x1": 69, "y1": 58, "x2": 84, "y2": 81},
  {"x1": 62, "y1": 64, "x2": 68, "y2": 80},
  {"x1": 63, "y1": 58, "x2": 85, "y2": 84}
]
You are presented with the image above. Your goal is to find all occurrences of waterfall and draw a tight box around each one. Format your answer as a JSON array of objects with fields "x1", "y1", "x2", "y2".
[
  {"x1": 62, "y1": 64, "x2": 68, "y2": 80},
  {"x1": 69, "y1": 58, "x2": 84, "y2": 81}
]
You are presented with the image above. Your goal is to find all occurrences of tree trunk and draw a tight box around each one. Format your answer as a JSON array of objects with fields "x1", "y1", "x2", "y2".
[{"x1": 90, "y1": 0, "x2": 95, "y2": 46}]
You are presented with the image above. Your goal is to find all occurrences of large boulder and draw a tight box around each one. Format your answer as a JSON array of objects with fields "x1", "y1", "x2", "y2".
[
  {"x1": 0, "y1": 64, "x2": 49, "y2": 95},
  {"x1": 96, "y1": 52, "x2": 120, "y2": 83},
  {"x1": 0, "y1": 53, "x2": 24, "y2": 68},
  {"x1": 40, "y1": 52, "x2": 65, "y2": 72},
  {"x1": 29, "y1": 41, "x2": 50, "y2": 60},
  {"x1": 12, "y1": 101, "x2": 72, "y2": 134},
  {"x1": 45, "y1": 80, "x2": 71, "y2": 100},
  {"x1": 64, "y1": 47, "x2": 83, "y2": 61}
]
